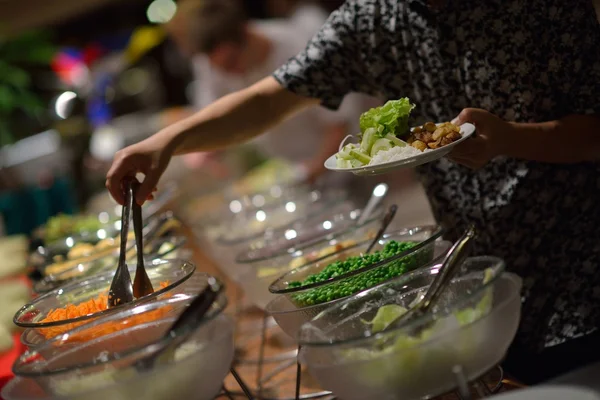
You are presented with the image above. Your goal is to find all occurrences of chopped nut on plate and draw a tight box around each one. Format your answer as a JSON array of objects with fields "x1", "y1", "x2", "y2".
[
  {"x1": 412, "y1": 140, "x2": 427, "y2": 151},
  {"x1": 423, "y1": 122, "x2": 437, "y2": 132},
  {"x1": 408, "y1": 121, "x2": 462, "y2": 151}
]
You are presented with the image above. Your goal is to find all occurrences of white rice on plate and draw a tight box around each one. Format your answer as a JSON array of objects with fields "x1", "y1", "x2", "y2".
[{"x1": 369, "y1": 146, "x2": 430, "y2": 165}]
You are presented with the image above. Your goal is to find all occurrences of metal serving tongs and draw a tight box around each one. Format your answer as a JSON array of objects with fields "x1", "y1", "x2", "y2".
[
  {"x1": 131, "y1": 180, "x2": 154, "y2": 298},
  {"x1": 380, "y1": 225, "x2": 477, "y2": 336},
  {"x1": 365, "y1": 204, "x2": 397, "y2": 254},
  {"x1": 108, "y1": 179, "x2": 154, "y2": 308},
  {"x1": 108, "y1": 180, "x2": 135, "y2": 308},
  {"x1": 356, "y1": 183, "x2": 389, "y2": 226}
]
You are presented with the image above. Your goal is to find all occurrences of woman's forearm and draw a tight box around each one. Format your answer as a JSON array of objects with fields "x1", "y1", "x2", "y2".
[
  {"x1": 157, "y1": 77, "x2": 318, "y2": 155},
  {"x1": 506, "y1": 114, "x2": 600, "y2": 163}
]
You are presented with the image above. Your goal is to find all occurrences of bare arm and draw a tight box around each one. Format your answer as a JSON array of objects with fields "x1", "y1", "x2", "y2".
[
  {"x1": 159, "y1": 77, "x2": 318, "y2": 154},
  {"x1": 505, "y1": 114, "x2": 600, "y2": 163},
  {"x1": 451, "y1": 109, "x2": 600, "y2": 169},
  {"x1": 106, "y1": 77, "x2": 318, "y2": 204}
]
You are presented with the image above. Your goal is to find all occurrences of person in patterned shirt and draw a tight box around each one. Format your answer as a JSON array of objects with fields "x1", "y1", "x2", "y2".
[{"x1": 107, "y1": 0, "x2": 600, "y2": 384}]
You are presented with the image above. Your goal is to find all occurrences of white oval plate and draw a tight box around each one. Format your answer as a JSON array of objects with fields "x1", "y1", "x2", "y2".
[
  {"x1": 490, "y1": 386, "x2": 600, "y2": 400},
  {"x1": 324, "y1": 122, "x2": 475, "y2": 176}
]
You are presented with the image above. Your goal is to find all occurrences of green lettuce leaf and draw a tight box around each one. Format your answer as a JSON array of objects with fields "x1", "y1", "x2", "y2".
[
  {"x1": 362, "y1": 304, "x2": 408, "y2": 333},
  {"x1": 359, "y1": 98, "x2": 416, "y2": 139}
]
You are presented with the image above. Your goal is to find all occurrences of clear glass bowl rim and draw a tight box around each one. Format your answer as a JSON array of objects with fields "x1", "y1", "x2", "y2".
[
  {"x1": 213, "y1": 188, "x2": 350, "y2": 246},
  {"x1": 34, "y1": 235, "x2": 188, "y2": 294},
  {"x1": 297, "y1": 256, "x2": 509, "y2": 348},
  {"x1": 13, "y1": 258, "x2": 196, "y2": 329},
  {"x1": 13, "y1": 277, "x2": 228, "y2": 377},
  {"x1": 268, "y1": 224, "x2": 444, "y2": 294},
  {"x1": 234, "y1": 202, "x2": 384, "y2": 264}
]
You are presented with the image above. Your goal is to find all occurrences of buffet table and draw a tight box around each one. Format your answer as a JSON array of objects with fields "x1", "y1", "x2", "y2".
[{"x1": 2, "y1": 163, "x2": 598, "y2": 400}]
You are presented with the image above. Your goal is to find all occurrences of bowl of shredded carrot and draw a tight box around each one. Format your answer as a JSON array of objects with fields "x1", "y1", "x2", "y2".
[
  {"x1": 9, "y1": 286, "x2": 231, "y2": 400},
  {"x1": 14, "y1": 259, "x2": 196, "y2": 347}
]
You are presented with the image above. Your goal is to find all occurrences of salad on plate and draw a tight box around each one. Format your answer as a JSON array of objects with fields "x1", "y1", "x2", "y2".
[{"x1": 335, "y1": 98, "x2": 464, "y2": 168}]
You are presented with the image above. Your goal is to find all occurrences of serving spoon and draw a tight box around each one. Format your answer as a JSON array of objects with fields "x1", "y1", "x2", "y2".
[
  {"x1": 365, "y1": 204, "x2": 398, "y2": 254},
  {"x1": 380, "y1": 225, "x2": 476, "y2": 336},
  {"x1": 356, "y1": 183, "x2": 389, "y2": 226}
]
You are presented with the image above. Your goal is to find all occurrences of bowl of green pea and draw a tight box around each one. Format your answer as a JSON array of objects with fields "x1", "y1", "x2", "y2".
[{"x1": 266, "y1": 225, "x2": 448, "y2": 338}]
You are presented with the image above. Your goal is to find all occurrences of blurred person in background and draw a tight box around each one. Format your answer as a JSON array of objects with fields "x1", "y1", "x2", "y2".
[{"x1": 165, "y1": 0, "x2": 368, "y2": 184}]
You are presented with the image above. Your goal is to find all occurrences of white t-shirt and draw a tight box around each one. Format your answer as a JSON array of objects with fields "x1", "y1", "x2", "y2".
[{"x1": 190, "y1": 7, "x2": 368, "y2": 164}]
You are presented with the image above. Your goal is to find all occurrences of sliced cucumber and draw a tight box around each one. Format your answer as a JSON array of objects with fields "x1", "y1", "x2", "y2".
[
  {"x1": 370, "y1": 138, "x2": 393, "y2": 156},
  {"x1": 360, "y1": 127, "x2": 378, "y2": 154},
  {"x1": 349, "y1": 149, "x2": 372, "y2": 165},
  {"x1": 349, "y1": 159, "x2": 363, "y2": 168},
  {"x1": 385, "y1": 134, "x2": 408, "y2": 147},
  {"x1": 337, "y1": 143, "x2": 358, "y2": 160}
]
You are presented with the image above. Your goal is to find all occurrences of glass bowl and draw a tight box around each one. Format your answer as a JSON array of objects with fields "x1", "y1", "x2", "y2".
[
  {"x1": 201, "y1": 187, "x2": 352, "y2": 282},
  {"x1": 31, "y1": 214, "x2": 108, "y2": 247},
  {"x1": 230, "y1": 157, "x2": 305, "y2": 195},
  {"x1": 187, "y1": 182, "x2": 311, "y2": 242},
  {"x1": 233, "y1": 203, "x2": 385, "y2": 310},
  {"x1": 179, "y1": 156, "x2": 303, "y2": 230},
  {"x1": 32, "y1": 235, "x2": 188, "y2": 295},
  {"x1": 14, "y1": 258, "x2": 196, "y2": 343},
  {"x1": 29, "y1": 224, "x2": 122, "y2": 270},
  {"x1": 186, "y1": 183, "x2": 313, "y2": 271},
  {"x1": 23, "y1": 271, "x2": 216, "y2": 349},
  {"x1": 270, "y1": 225, "x2": 444, "y2": 305},
  {"x1": 37, "y1": 214, "x2": 183, "y2": 278},
  {"x1": 215, "y1": 187, "x2": 348, "y2": 246},
  {"x1": 266, "y1": 238, "x2": 451, "y2": 338},
  {"x1": 31, "y1": 209, "x2": 179, "y2": 268},
  {"x1": 7, "y1": 288, "x2": 232, "y2": 400},
  {"x1": 296, "y1": 257, "x2": 521, "y2": 400}
]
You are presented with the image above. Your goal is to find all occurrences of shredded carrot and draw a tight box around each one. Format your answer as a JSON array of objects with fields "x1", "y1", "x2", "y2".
[
  {"x1": 66, "y1": 306, "x2": 173, "y2": 343},
  {"x1": 39, "y1": 281, "x2": 171, "y2": 339}
]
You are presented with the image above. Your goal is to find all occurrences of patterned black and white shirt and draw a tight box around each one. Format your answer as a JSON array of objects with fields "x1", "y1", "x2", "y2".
[{"x1": 273, "y1": 0, "x2": 600, "y2": 351}]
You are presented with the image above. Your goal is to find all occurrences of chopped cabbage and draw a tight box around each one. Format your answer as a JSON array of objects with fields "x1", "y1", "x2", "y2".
[{"x1": 362, "y1": 304, "x2": 408, "y2": 333}]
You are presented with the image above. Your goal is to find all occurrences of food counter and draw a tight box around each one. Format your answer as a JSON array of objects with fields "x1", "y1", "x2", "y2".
[{"x1": 0, "y1": 159, "x2": 597, "y2": 400}]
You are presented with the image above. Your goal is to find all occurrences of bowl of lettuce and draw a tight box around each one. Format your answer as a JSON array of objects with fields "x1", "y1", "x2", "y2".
[{"x1": 296, "y1": 256, "x2": 522, "y2": 400}]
